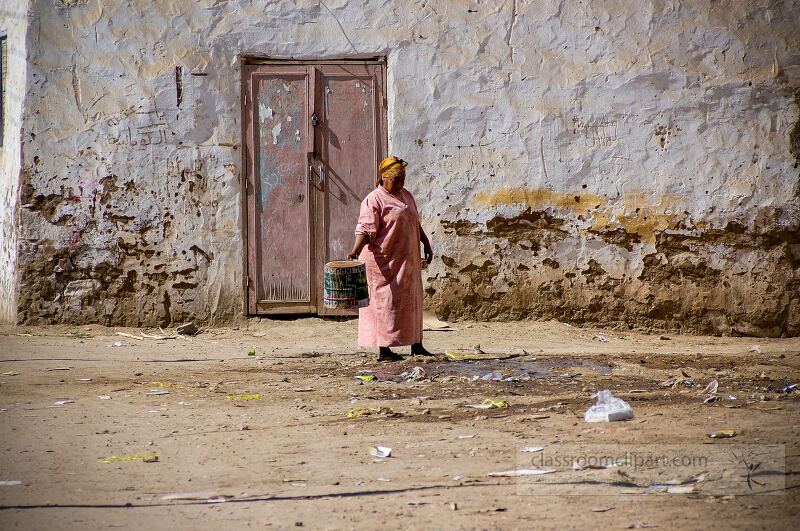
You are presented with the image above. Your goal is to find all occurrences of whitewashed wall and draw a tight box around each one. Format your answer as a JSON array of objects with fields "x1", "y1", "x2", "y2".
[
  {"x1": 11, "y1": 0, "x2": 800, "y2": 335},
  {"x1": 0, "y1": 0, "x2": 30, "y2": 323}
]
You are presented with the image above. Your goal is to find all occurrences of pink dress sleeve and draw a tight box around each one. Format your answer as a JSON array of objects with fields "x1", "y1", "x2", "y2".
[{"x1": 355, "y1": 192, "x2": 380, "y2": 237}]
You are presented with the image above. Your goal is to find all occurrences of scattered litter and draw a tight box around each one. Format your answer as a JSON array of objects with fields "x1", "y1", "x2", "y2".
[
  {"x1": 399, "y1": 366, "x2": 426, "y2": 381},
  {"x1": 292, "y1": 387, "x2": 314, "y2": 392},
  {"x1": 649, "y1": 473, "x2": 705, "y2": 492},
  {"x1": 702, "y1": 379, "x2": 719, "y2": 403},
  {"x1": 116, "y1": 332, "x2": 144, "y2": 341},
  {"x1": 247, "y1": 349, "x2": 256, "y2": 356},
  {"x1": 148, "y1": 389, "x2": 170, "y2": 396},
  {"x1": 0, "y1": 481, "x2": 22, "y2": 486},
  {"x1": 99, "y1": 453, "x2": 159, "y2": 464},
  {"x1": 487, "y1": 469, "x2": 555, "y2": 477},
  {"x1": 444, "y1": 350, "x2": 521, "y2": 361},
  {"x1": 572, "y1": 459, "x2": 628, "y2": 471},
  {"x1": 458, "y1": 434, "x2": 477, "y2": 439},
  {"x1": 139, "y1": 331, "x2": 174, "y2": 340},
  {"x1": 368, "y1": 446, "x2": 392, "y2": 458},
  {"x1": 748, "y1": 345, "x2": 761, "y2": 353},
  {"x1": 423, "y1": 317, "x2": 455, "y2": 331},
  {"x1": 354, "y1": 375, "x2": 376, "y2": 381},
  {"x1": 176, "y1": 322, "x2": 199, "y2": 336},
  {"x1": 77, "y1": 378, "x2": 92, "y2": 382},
  {"x1": 708, "y1": 429, "x2": 736, "y2": 439},
  {"x1": 346, "y1": 406, "x2": 396, "y2": 418},
  {"x1": 591, "y1": 507, "x2": 615, "y2": 513},
  {"x1": 778, "y1": 383, "x2": 797, "y2": 394},
  {"x1": 521, "y1": 446, "x2": 544, "y2": 453},
  {"x1": 592, "y1": 333, "x2": 609, "y2": 343},
  {"x1": 111, "y1": 341, "x2": 124, "y2": 347},
  {"x1": 524, "y1": 414, "x2": 551, "y2": 420},
  {"x1": 1, "y1": 371, "x2": 20, "y2": 376},
  {"x1": 584, "y1": 390, "x2": 633, "y2": 422},
  {"x1": 666, "y1": 485, "x2": 695, "y2": 494},
  {"x1": 450, "y1": 502, "x2": 458, "y2": 511},
  {"x1": 47, "y1": 367, "x2": 72, "y2": 371},
  {"x1": 466, "y1": 399, "x2": 509, "y2": 409},
  {"x1": 98, "y1": 395, "x2": 112, "y2": 400},
  {"x1": 701, "y1": 379, "x2": 719, "y2": 395},
  {"x1": 226, "y1": 393, "x2": 261, "y2": 401},
  {"x1": 54, "y1": 400, "x2": 74, "y2": 406},
  {"x1": 376, "y1": 477, "x2": 391, "y2": 482},
  {"x1": 162, "y1": 492, "x2": 232, "y2": 502},
  {"x1": 452, "y1": 475, "x2": 464, "y2": 481}
]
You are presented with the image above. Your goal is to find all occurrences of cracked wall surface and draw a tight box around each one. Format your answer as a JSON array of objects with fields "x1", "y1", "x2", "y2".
[{"x1": 12, "y1": 0, "x2": 800, "y2": 335}]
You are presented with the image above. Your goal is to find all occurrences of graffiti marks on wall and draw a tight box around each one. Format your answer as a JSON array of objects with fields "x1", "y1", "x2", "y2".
[{"x1": 107, "y1": 110, "x2": 171, "y2": 148}]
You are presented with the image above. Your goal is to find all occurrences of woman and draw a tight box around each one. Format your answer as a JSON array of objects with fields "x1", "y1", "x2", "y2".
[{"x1": 347, "y1": 156, "x2": 434, "y2": 362}]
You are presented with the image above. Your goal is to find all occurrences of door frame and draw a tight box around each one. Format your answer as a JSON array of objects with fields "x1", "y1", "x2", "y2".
[{"x1": 240, "y1": 57, "x2": 388, "y2": 317}]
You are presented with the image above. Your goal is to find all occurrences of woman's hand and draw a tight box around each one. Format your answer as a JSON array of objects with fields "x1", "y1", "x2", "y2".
[
  {"x1": 423, "y1": 242, "x2": 433, "y2": 264},
  {"x1": 348, "y1": 234, "x2": 370, "y2": 260},
  {"x1": 419, "y1": 224, "x2": 433, "y2": 264}
]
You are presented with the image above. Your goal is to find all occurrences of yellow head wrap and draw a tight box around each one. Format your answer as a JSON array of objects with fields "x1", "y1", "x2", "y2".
[{"x1": 377, "y1": 156, "x2": 407, "y2": 186}]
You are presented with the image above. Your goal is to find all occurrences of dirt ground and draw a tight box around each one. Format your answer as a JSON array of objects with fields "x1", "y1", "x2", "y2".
[{"x1": 0, "y1": 317, "x2": 798, "y2": 530}]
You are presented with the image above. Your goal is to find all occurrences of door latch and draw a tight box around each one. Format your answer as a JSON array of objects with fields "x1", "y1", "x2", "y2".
[{"x1": 309, "y1": 157, "x2": 325, "y2": 191}]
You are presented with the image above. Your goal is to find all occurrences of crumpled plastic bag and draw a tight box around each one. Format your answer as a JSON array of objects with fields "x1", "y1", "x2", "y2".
[{"x1": 584, "y1": 390, "x2": 633, "y2": 422}]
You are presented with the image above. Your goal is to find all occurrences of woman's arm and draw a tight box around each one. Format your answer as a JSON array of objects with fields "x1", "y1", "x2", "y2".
[
  {"x1": 347, "y1": 233, "x2": 370, "y2": 260},
  {"x1": 419, "y1": 224, "x2": 433, "y2": 264}
]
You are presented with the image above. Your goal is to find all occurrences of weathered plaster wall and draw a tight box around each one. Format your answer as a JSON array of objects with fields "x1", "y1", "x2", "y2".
[
  {"x1": 15, "y1": 0, "x2": 800, "y2": 334},
  {"x1": 0, "y1": 1, "x2": 30, "y2": 323}
]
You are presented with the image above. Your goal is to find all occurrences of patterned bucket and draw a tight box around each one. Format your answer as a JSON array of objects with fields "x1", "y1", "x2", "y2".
[{"x1": 323, "y1": 260, "x2": 369, "y2": 309}]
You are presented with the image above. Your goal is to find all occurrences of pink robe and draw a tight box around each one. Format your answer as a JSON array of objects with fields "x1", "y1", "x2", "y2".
[{"x1": 355, "y1": 187, "x2": 423, "y2": 347}]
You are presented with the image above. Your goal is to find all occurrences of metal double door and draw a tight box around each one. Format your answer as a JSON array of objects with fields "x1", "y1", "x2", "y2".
[{"x1": 242, "y1": 60, "x2": 387, "y2": 315}]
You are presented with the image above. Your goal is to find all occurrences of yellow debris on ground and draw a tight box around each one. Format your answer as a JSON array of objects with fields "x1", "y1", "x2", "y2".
[
  {"x1": 98, "y1": 453, "x2": 159, "y2": 464},
  {"x1": 226, "y1": 393, "x2": 261, "y2": 401}
]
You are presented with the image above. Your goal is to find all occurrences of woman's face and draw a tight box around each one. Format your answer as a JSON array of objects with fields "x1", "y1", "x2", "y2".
[{"x1": 382, "y1": 172, "x2": 405, "y2": 194}]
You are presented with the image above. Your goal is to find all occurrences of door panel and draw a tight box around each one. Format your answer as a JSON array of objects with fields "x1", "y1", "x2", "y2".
[
  {"x1": 315, "y1": 64, "x2": 387, "y2": 315},
  {"x1": 255, "y1": 74, "x2": 310, "y2": 302},
  {"x1": 243, "y1": 61, "x2": 386, "y2": 315},
  {"x1": 244, "y1": 66, "x2": 315, "y2": 313}
]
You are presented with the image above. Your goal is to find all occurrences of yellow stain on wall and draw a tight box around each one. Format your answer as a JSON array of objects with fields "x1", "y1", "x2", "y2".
[
  {"x1": 473, "y1": 187, "x2": 683, "y2": 244},
  {"x1": 473, "y1": 187, "x2": 605, "y2": 211}
]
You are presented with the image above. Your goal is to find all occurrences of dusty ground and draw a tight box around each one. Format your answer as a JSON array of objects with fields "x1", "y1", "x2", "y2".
[{"x1": 0, "y1": 318, "x2": 798, "y2": 530}]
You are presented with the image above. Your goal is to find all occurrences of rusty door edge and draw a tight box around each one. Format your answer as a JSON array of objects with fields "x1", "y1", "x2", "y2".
[{"x1": 241, "y1": 64, "x2": 256, "y2": 315}]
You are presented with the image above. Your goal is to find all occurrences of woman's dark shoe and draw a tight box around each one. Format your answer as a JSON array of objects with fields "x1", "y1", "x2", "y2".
[
  {"x1": 378, "y1": 347, "x2": 404, "y2": 362},
  {"x1": 411, "y1": 342, "x2": 434, "y2": 356}
]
